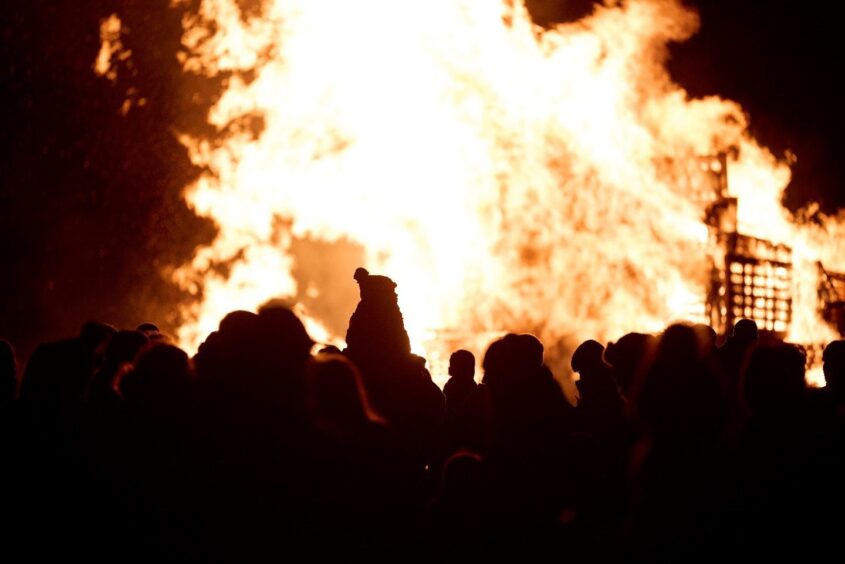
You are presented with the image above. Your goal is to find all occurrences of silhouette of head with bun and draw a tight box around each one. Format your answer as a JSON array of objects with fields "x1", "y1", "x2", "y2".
[{"x1": 345, "y1": 267, "x2": 411, "y2": 366}]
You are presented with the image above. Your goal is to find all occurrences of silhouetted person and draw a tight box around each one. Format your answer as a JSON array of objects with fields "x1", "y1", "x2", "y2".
[
  {"x1": 136, "y1": 322, "x2": 160, "y2": 338},
  {"x1": 306, "y1": 352, "x2": 385, "y2": 437},
  {"x1": 693, "y1": 323, "x2": 718, "y2": 358},
  {"x1": 570, "y1": 340, "x2": 629, "y2": 541},
  {"x1": 431, "y1": 450, "x2": 487, "y2": 515},
  {"x1": 718, "y1": 318, "x2": 758, "y2": 392},
  {"x1": 122, "y1": 343, "x2": 194, "y2": 418},
  {"x1": 195, "y1": 307, "x2": 312, "y2": 411},
  {"x1": 604, "y1": 332, "x2": 656, "y2": 398},
  {"x1": 444, "y1": 349, "x2": 477, "y2": 413},
  {"x1": 480, "y1": 333, "x2": 572, "y2": 530},
  {"x1": 428, "y1": 450, "x2": 491, "y2": 556},
  {"x1": 13, "y1": 322, "x2": 116, "y2": 557},
  {"x1": 816, "y1": 341, "x2": 845, "y2": 552},
  {"x1": 20, "y1": 321, "x2": 116, "y2": 413},
  {"x1": 345, "y1": 267, "x2": 411, "y2": 361},
  {"x1": 630, "y1": 323, "x2": 730, "y2": 558},
  {"x1": 343, "y1": 268, "x2": 444, "y2": 469},
  {"x1": 83, "y1": 329, "x2": 150, "y2": 522},
  {"x1": 571, "y1": 340, "x2": 626, "y2": 428},
  {"x1": 441, "y1": 349, "x2": 479, "y2": 457},
  {"x1": 107, "y1": 342, "x2": 201, "y2": 557},
  {"x1": 192, "y1": 306, "x2": 317, "y2": 559},
  {"x1": 736, "y1": 343, "x2": 827, "y2": 554},
  {"x1": 572, "y1": 340, "x2": 624, "y2": 434},
  {"x1": 743, "y1": 343, "x2": 806, "y2": 421},
  {"x1": 86, "y1": 330, "x2": 149, "y2": 406},
  {"x1": 637, "y1": 324, "x2": 725, "y2": 443},
  {"x1": 823, "y1": 339, "x2": 845, "y2": 411},
  {"x1": 302, "y1": 353, "x2": 408, "y2": 530}
]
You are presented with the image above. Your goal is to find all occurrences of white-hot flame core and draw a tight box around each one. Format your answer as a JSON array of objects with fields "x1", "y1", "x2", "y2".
[{"x1": 172, "y1": 0, "x2": 845, "y2": 385}]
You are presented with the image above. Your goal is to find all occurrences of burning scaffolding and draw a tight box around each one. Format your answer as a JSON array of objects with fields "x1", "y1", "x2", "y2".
[{"x1": 700, "y1": 152, "x2": 845, "y2": 379}]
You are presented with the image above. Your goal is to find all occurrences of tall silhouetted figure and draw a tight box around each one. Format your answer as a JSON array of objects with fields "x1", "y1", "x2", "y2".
[
  {"x1": 346, "y1": 267, "x2": 411, "y2": 360},
  {"x1": 344, "y1": 268, "x2": 443, "y2": 477}
]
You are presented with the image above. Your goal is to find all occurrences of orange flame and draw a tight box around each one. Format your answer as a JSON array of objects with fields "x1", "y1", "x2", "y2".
[{"x1": 170, "y1": 0, "x2": 845, "y2": 386}]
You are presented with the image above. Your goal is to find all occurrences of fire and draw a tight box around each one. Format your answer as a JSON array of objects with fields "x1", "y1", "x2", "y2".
[
  {"x1": 94, "y1": 14, "x2": 126, "y2": 81},
  {"x1": 168, "y1": 0, "x2": 845, "y2": 385}
]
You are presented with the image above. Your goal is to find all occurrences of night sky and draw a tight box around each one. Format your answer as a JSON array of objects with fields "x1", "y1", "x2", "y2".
[{"x1": 2, "y1": 0, "x2": 843, "y2": 357}]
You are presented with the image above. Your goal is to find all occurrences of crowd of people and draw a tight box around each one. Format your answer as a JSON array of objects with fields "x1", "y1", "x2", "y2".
[{"x1": 1, "y1": 268, "x2": 844, "y2": 561}]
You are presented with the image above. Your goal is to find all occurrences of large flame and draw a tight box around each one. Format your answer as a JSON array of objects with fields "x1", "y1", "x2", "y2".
[{"x1": 170, "y1": 0, "x2": 845, "y2": 385}]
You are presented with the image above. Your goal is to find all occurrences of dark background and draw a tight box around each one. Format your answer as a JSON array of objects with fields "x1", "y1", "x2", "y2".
[{"x1": 2, "y1": 0, "x2": 843, "y2": 358}]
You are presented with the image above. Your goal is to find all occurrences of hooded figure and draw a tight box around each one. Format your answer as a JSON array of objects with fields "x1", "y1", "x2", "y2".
[
  {"x1": 345, "y1": 267, "x2": 411, "y2": 364},
  {"x1": 343, "y1": 268, "x2": 444, "y2": 465}
]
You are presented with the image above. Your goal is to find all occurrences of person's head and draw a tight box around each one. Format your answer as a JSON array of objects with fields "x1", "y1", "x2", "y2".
[
  {"x1": 219, "y1": 310, "x2": 258, "y2": 336},
  {"x1": 693, "y1": 324, "x2": 718, "y2": 356},
  {"x1": 659, "y1": 323, "x2": 701, "y2": 363},
  {"x1": 733, "y1": 318, "x2": 759, "y2": 343},
  {"x1": 136, "y1": 322, "x2": 160, "y2": 336},
  {"x1": 257, "y1": 305, "x2": 315, "y2": 367},
  {"x1": 604, "y1": 332, "x2": 656, "y2": 394},
  {"x1": 449, "y1": 349, "x2": 475, "y2": 380},
  {"x1": 438, "y1": 450, "x2": 486, "y2": 501},
  {"x1": 482, "y1": 333, "x2": 546, "y2": 388},
  {"x1": 80, "y1": 321, "x2": 117, "y2": 348},
  {"x1": 122, "y1": 343, "x2": 194, "y2": 414},
  {"x1": 572, "y1": 339, "x2": 619, "y2": 401},
  {"x1": 354, "y1": 267, "x2": 398, "y2": 303},
  {"x1": 636, "y1": 324, "x2": 724, "y2": 440},
  {"x1": 306, "y1": 352, "x2": 382, "y2": 429},
  {"x1": 744, "y1": 344, "x2": 806, "y2": 415},
  {"x1": 103, "y1": 330, "x2": 149, "y2": 370},
  {"x1": 516, "y1": 334, "x2": 544, "y2": 369},
  {"x1": 571, "y1": 340, "x2": 605, "y2": 375}
]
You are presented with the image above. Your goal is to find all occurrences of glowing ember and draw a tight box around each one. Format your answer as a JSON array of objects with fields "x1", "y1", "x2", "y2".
[
  {"x1": 169, "y1": 0, "x2": 845, "y2": 385},
  {"x1": 94, "y1": 14, "x2": 128, "y2": 81}
]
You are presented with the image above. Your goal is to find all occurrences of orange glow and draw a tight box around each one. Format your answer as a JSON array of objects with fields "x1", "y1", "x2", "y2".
[
  {"x1": 170, "y1": 0, "x2": 845, "y2": 385},
  {"x1": 94, "y1": 14, "x2": 127, "y2": 81}
]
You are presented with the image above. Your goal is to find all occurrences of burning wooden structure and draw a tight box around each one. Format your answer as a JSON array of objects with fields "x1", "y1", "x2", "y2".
[{"x1": 701, "y1": 154, "x2": 842, "y2": 346}]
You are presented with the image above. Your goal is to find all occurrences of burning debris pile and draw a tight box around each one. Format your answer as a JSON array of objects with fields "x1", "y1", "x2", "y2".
[{"x1": 131, "y1": 0, "x2": 845, "y2": 382}]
